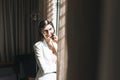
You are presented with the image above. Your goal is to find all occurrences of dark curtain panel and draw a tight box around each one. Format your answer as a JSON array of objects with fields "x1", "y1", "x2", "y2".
[
  {"x1": 0, "y1": 0, "x2": 41, "y2": 63},
  {"x1": 66, "y1": 0, "x2": 120, "y2": 80},
  {"x1": 98, "y1": 0, "x2": 120, "y2": 80}
]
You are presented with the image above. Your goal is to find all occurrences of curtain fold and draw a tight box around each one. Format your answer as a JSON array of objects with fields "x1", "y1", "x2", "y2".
[
  {"x1": 0, "y1": 0, "x2": 41, "y2": 63},
  {"x1": 98, "y1": 0, "x2": 120, "y2": 80}
]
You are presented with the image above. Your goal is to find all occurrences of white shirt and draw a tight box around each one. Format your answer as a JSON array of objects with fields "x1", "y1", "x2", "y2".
[{"x1": 33, "y1": 39, "x2": 57, "y2": 80}]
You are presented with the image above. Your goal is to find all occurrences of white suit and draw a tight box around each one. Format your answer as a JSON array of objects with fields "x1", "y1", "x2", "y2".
[{"x1": 33, "y1": 39, "x2": 57, "y2": 80}]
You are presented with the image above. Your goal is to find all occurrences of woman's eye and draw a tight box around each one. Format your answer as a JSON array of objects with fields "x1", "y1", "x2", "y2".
[{"x1": 43, "y1": 30, "x2": 47, "y2": 33}]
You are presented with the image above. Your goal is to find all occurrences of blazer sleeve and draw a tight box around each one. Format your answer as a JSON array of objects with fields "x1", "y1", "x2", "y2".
[
  {"x1": 33, "y1": 42, "x2": 47, "y2": 73},
  {"x1": 33, "y1": 41, "x2": 57, "y2": 74}
]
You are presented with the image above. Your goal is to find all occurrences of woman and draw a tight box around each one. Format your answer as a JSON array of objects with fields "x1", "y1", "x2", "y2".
[{"x1": 33, "y1": 19, "x2": 58, "y2": 80}]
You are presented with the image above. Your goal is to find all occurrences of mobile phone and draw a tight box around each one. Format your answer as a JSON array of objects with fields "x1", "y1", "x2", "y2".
[{"x1": 51, "y1": 33, "x2": 55, "y2": 40}]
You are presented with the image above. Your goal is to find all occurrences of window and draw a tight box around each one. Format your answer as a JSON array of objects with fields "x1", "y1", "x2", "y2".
[{"x1": 45, "y1": 0, "x2": 59, "y2": 34}]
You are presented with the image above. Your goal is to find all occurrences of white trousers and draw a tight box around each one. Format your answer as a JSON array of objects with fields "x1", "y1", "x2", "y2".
[{"x1": 35, "y1": 73, "x2": 56, "y2": 80}]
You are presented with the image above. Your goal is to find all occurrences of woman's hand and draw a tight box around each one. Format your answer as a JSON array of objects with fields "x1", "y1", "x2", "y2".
[
  {"x1": 44, "y1": 35, "x2": 53, "y2": 48},
  {"x1": 43, "y1": 33, "x2": 58, "y2": 54}
]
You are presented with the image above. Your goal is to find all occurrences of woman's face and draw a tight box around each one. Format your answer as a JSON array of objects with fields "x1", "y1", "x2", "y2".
[{"x1": 42, "y1": 24, "x2": 54, "y2": 39}]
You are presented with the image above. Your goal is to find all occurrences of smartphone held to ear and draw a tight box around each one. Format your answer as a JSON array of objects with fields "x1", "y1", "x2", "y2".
[{"x1": 51, "y1": 33, "x2": 58, "y2": 43}]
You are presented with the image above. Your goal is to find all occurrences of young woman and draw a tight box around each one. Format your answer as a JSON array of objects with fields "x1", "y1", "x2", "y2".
[{"x1": 33, "y1": 19, "x2": 58, "y2": 80}]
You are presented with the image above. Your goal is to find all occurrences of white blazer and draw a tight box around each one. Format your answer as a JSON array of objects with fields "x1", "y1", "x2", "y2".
[{"x1": 33, "y1": 39, "x2": 57, "y2": 80}]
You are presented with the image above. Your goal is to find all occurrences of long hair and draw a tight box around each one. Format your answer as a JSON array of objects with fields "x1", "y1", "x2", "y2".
[{"x1": 38, "y1": 19, "x2": 55, "y2": 41}]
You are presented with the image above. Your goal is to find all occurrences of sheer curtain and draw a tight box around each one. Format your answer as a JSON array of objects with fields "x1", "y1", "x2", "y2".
[
  {"x1": 0, "y1": 0, "x2": 41, "y2": 63},
  {"x1": 57, "y1": 0, "x2": 67, "y2": 80}
]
